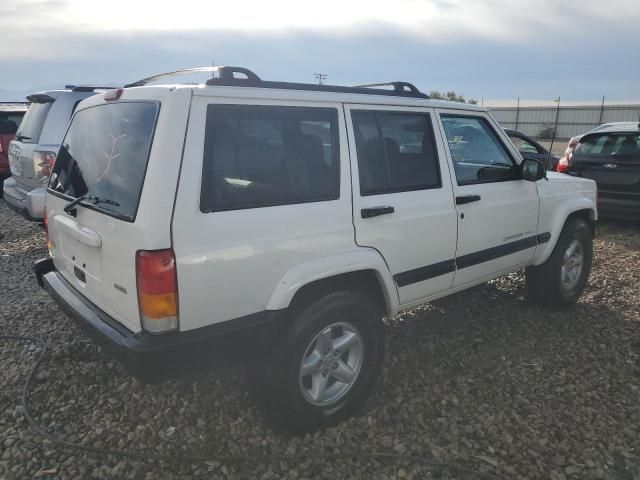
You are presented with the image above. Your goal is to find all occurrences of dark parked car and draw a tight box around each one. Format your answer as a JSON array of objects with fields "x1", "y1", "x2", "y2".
[
  {"x1": 0, "y1": 102, "x2": 28, "y2": 190},
  {"x1": 505, "y1": 129, "x2": 559, "y2": 170},
  {"x1": 565, "y1": 123, "x2": 640, "y2": 221}
]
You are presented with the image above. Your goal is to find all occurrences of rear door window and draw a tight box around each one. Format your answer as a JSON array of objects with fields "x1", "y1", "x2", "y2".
[
  {"x1": 200, "y1": 105, "x2": 339, "y2": 212},
  {"x1": 49, "y1": 102, "x2": 159, "y2": 221},
  {"x1": 16, "y1": 102, "x2": 53, "y2": 143},
  {"x1": 351, "y1": 111, "x2": 441, "y2": 196}
]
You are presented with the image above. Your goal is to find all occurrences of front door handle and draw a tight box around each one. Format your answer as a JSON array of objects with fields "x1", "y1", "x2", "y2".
[
  {"x1": 361, "y1": 206, "x2": 395, "y2": 218},
  {"x1": 456, "y1": 195, "x2": 481, "y2": 205}
]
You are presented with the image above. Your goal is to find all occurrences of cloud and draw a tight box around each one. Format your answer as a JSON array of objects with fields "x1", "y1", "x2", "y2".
[{"x1": 0, "y1": 0, "x2": 638, "y2": 100}]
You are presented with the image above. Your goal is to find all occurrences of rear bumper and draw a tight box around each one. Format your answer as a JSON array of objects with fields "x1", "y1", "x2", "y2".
[
  {"x1": 34, "y1": 258, "x2": 277, "y2": 375},
  {"x1": 2, "y1": 177, "x2": 45, "y2": 221},
  {"x1": 598, "y1": 193, "x2": 640, "y2": 221}
]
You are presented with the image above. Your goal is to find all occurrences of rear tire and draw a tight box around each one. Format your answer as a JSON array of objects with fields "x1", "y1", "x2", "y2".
[
  {"x1": 526, "y1": 218, "x2": 593, "y2": 308},
  {"x1": 250, "y1": 290, "x2": 384, "y2": 433}
]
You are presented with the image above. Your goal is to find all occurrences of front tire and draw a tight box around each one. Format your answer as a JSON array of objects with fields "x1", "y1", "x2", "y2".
[
  {"x1": 526, "y1": 218, "x2": 593, "y2": 308},
  {"x1": 253, "y1": 290, "x2": 384, "y2": 433}
]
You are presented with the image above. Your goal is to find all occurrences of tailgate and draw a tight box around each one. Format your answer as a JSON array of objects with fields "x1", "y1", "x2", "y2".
[
  {"x1": 46, "y1": 96, "x2": 179, "y2": 333},
  {"x1": 8, "y1": 141, "x2": 37, "y2": 187}
]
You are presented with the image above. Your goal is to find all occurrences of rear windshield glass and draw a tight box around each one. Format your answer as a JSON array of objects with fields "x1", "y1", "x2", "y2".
[
  {"x1": 0, "y1": 113, "x2": 25, "y2": 134},
  {"x1": 16, "y1": 102, "x2": 53, "y2": 143},
  {"x1": 575, "y1": 133, "x2": 640, "y2": 158},
  {"x1": 49, "y1": 102, "x2": 159, "y2": 221}
]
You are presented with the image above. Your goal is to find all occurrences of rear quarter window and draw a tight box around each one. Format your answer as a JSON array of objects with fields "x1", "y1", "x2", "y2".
[{"x1": 200, "y1": 105, "x2": 340, "y2": 212}]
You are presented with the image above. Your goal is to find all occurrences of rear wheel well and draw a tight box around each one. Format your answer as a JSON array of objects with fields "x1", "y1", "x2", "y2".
[
  {"x1": 566, "y1": 208, "x2": 596, "y2": 237},
  {"x1": 288, "y1": 270, "x2": 389, "y2": 317}
]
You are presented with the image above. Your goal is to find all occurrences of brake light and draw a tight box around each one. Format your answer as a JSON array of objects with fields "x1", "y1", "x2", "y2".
[
  {"x1": 33, "y1": 151, "x2": 56, "y2": 181},
  {"x1": 556, "y1": 156, "x2": 570, "y2": 173},
  {"x1": 136, "y1": 249, "x2": 178, "y2": 333}
]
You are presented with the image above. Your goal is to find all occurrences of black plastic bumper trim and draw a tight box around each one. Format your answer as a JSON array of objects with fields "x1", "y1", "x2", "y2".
[
  {"x1": 5, "y1": 197, "x2": 36, "y2": 221},
  {"x1": 34, "y1": 259, "x2": 278, "y2": 362}
]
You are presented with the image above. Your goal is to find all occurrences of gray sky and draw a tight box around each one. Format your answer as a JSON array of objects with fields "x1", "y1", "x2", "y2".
[{"x1": 1, "y1": 0, "x2": 639, "y2": 104}]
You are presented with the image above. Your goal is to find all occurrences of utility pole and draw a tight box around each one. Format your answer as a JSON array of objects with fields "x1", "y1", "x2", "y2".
[
  {"x1": 515, "y1": 97, "x2": 520, "y2": 130},
  {"x1": 548, "y1": 97, "x2": 561, "y2": 167},
  {"x1": 598, "y1": 95, "x2": 605, "y2": 126},
  {"x1": 313, "y1": 73, "x2": 327, "y2": 85}
]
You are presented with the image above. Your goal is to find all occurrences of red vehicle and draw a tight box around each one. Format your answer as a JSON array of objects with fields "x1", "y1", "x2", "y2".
[{"x1": 0, "y1": 102, "x2": 28, "y2": 190}]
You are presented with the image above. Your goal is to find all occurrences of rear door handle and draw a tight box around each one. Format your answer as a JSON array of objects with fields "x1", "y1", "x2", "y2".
[
  {"x1": 361, "y1": 206, "x2": 395, "y2": 218},
  {"x1": 455, "y1": 195, "x2": 481, "y2": 205}
]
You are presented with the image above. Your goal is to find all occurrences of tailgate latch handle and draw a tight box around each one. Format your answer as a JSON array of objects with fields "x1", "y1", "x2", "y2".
[{"x1": 361, "y1": 206, "x2": 395, "y2": 218}]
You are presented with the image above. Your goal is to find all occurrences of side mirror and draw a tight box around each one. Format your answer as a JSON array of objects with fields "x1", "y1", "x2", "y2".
[{"x1": 520, "y1": 158, "x2": 546, "y2": 182}]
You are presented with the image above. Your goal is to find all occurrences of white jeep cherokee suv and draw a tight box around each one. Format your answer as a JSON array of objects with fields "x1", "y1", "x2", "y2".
[
  {"x1": 35, "y1": 67, "x2": 597, "y2": 432},
  {"x1": 4, "y1": 86, "x2": 110, "y2": 221}
]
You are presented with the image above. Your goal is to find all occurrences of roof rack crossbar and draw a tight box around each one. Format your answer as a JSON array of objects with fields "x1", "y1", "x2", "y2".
[
  {"x1": 126, "y1": 66, "x2": 261, "y2": 88},
  {"x1": 354, "y1": 81, "x2": 427, "y2": 97}
]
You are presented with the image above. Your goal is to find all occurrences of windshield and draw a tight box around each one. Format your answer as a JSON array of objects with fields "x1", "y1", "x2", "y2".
[
  {"x1": 16, "y1": 102, "x2": 53, "y2": 143},
  {"x1": 49, "y1": 102, "x2": 159, "y2": 221}
]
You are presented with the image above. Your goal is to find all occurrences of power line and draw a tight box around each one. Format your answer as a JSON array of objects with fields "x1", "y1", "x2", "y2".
[{"x1": 313, "y1": 73, "x2": 327, "y2": 85}]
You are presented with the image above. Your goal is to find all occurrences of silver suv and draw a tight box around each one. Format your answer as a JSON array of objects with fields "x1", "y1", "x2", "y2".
[{"x1": 3, "y1": 86, "x2": 110, "y2": 221}]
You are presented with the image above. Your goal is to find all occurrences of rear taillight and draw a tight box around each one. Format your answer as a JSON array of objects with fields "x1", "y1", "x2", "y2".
[
  {"x1": 556, "y1": 156, "x2": 571, "y2": 173},
  {"x1": 136, "y1": 249, "x2": 179, "y2": 334},
  {"x1": 33, "y1": 151, "x2": 56, "y2": 181}
]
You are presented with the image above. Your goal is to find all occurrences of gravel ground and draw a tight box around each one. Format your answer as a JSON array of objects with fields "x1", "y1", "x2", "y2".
[{"x1": 1, "y1": 199, "x2": 639, "y2": 480}]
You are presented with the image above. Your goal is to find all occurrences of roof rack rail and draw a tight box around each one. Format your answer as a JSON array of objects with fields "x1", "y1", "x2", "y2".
[
  {"x1": 206, "y1": 67, "x2": 429, "y2": 99},
  {"x1": 124, "y1": 66, "x2": 261, "y2": 88},
  {"x1": 64, "y1": 85, "x2": 115, "y2": 92},
  {"x1": 125, "y1": 65, "x2": 430, "y2": 99},
  {"x1": 354, "y1": 81, "x2": 428, "y2": 98},
  {"x1": 72, "y1": 86, "x2": 116, "y2": 92}
]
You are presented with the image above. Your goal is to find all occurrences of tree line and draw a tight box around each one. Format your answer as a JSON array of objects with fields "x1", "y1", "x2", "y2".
[{"x1": 429, "y1": 91, "x2": 478, "y2": 104}]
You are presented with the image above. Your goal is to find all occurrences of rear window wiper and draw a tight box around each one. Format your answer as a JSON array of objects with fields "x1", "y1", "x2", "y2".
[{"x1": 64, "y1": 194, "x2": 120, "y2": 217}]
